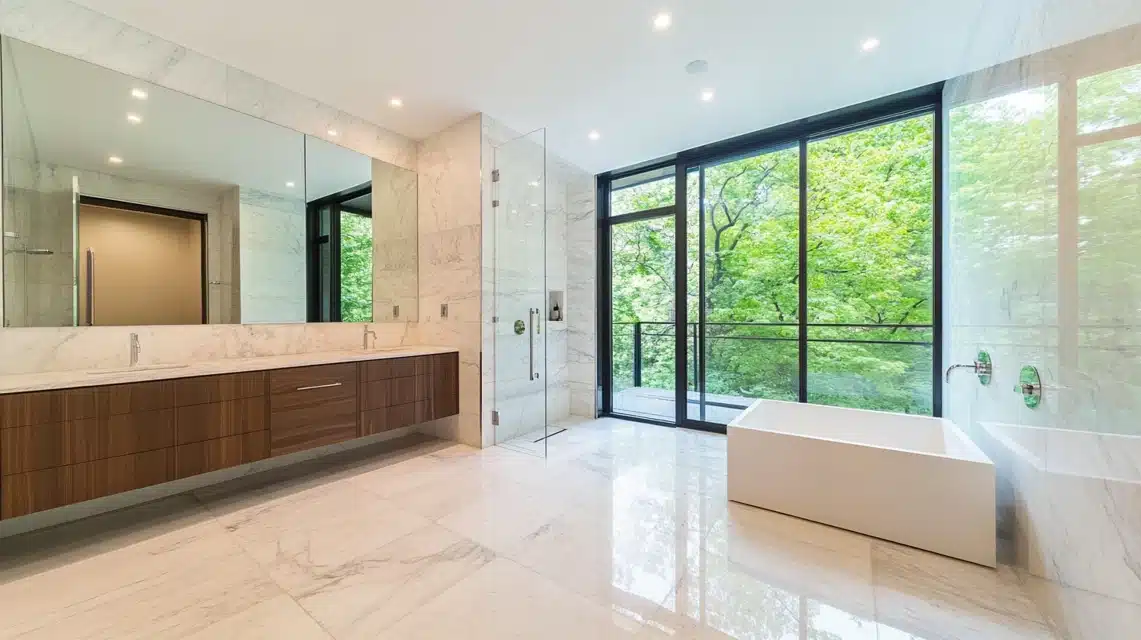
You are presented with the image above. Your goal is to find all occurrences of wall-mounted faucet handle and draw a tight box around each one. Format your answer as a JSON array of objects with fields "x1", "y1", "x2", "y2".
[{"x1": 944, "y1": 350, "x2": 992, "y2": 384}]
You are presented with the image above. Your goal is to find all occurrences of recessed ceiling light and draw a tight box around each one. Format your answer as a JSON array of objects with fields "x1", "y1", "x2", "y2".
[
  {"x1": 652, "y1": 12, "x2": 672, "y2": 31},
  {"x1": 528, "y1": 181, "x2": 540, "y2": 187},
  {"x1": 130, "y1": 88, "x2": 148, "y2": 100},
  {"x1": 107, "y1": 156, "x2": 123, "y2": 165},
  {"x1": 861, "y1": 37, "x2": 880, "y2": 52},
  {"x1": 327, "y1": 129, "x2": 339, "y2": 137},
  {"x1": 700, "y1": 89, "x2": 715, "y2": 102},
  {"x1": 126, "y1": 113, "x2": 142, "y2": 124},
  {"x1": 286, "y1": 181, "x2": 296, "y2": 188},
  {"x1": 389, "y1": 97, "x2": 403, "y2": 108},
  {"x1": 588, "y1": 130, "x2": 601, "y2": 141}
]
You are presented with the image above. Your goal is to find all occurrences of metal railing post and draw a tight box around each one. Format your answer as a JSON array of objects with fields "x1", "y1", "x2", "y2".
[{"x1": 633, "y1": 321, "x2": 643, "y2": 388}]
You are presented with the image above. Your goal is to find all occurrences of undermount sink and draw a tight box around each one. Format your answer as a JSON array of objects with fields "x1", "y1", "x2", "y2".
[{"x1": 86, "y1": 364, "x2": 190, "y2": 375}]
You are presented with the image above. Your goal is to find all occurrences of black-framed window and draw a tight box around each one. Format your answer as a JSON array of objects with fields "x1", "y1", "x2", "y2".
[
  {"x1": 598, "y1": 85, "x2": 943, "y2": 433},
  {"x1": 307, "y1": 182, "x2": 373, "y2": 322}
]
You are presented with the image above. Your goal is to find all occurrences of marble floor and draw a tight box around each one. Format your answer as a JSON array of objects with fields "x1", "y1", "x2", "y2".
[{"x1": 0, "y1": 418, "x2": 1137, "y2": 639}]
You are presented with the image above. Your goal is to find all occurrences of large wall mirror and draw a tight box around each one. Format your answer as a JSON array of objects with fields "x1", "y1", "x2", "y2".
[{"x1": 0, "y1": 36, "x2": 416, "y2": 328}]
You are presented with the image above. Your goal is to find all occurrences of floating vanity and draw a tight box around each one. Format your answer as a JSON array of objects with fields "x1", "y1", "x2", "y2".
[{"x1": 0, "y1": 347, "x2": 458, "y2": 520}]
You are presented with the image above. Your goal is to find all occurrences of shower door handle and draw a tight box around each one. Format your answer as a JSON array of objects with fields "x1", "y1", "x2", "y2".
[
  {"x1": 528, "y1": 308, "x2": 536, "y2": 381},
  {"x1": 85, "y1": 248, "x2": 95, "y2": 326}
]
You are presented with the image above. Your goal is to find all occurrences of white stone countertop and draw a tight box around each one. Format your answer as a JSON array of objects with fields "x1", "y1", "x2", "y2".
[{"x1": 0, "y1": 346, "x2": 460, "y2": 395}]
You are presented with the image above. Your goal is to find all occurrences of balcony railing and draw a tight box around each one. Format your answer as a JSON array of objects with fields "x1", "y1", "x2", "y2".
[{"x1": 612, "y1": 321, "x2": 934, "y2": 416}]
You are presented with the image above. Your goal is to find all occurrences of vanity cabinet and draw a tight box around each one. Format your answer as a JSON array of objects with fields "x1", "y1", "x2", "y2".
[{"x1": 0, "y1": 352, "x2": 458, "y2": 520}]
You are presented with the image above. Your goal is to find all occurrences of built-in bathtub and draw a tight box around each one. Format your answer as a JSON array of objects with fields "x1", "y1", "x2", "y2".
[{"x1": 728, "y1": 400, "x2": 996, "y2": 567}]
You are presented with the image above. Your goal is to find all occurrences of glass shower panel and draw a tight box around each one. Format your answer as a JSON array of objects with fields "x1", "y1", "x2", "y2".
[{"x1": 492, "y1": 129, "x2": 549, "y2": 456}]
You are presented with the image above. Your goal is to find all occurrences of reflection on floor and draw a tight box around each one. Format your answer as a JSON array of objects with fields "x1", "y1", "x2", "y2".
[
  {"x1": 614, "y1": 387, "x2": 753, "y2": 424},
  {"x1": 0, "y1": 417, "x2": 1135, "y2": 639}
]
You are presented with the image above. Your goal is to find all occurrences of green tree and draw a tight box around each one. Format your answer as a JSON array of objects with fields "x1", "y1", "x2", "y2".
[{"x1": 339, "y1": 211, "x2": 373, "y2": 322}]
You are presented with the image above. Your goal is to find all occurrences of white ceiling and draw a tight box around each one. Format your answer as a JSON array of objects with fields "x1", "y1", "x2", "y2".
[{"x1": 72, "y1": 0, "x2": 1141, "y2": 173}]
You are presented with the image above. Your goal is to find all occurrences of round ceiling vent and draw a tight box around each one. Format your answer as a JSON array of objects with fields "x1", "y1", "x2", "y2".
[{"x1": 685, "y1": 59, "x2": 709, "y2": 75}]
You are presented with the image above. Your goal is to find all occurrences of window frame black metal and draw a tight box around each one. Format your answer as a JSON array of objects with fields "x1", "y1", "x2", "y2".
[{"x1": 596, "y1": 83, "x2": 945, "y2": 434}]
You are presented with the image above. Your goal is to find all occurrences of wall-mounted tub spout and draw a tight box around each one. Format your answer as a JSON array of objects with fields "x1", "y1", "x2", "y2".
[{"x1": 945, "y1": 350, "x2": 992, "y2": 384}]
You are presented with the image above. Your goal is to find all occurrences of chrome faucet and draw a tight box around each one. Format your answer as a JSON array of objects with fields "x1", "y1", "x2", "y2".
[
  {"x1": 944, "y1": 351, "x2": 992, "y2": 383},
  {"x1": 363, "y1": 325, "x2": 377, "y2": 350},
  {"x1": 129, "y1": 332, "x2": 140, "y2": 367}
]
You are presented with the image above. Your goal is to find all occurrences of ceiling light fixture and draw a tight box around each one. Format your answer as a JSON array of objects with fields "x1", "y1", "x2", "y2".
[
  {"x1": 126, "y1": 113, "x2": 142, "y2": 124},
  {"x1": 652, "y1": 12, "x2": 672, "y2": 31},
  {"x1": 107, "y1": 156, "x2": 123, "y2": 165},
  {"x1": 700, "y1": 89, "x2": 715, "y2": 102},
  {"x1": 389, "y1": 97, "x2": 403, "y2": 108},
  {"x1": 286, "y1": 181, "x2": 296, "y2": 188},
  {"x1": 861, "y1": 37, "x2": 880, "y2": 52},
  {"x1": 528, "y1": 181, "x2": 540, "y2": 187},
  {"x1": 588, "y1": 130, "x2": 601, "y2": 141},
  {"x1": 131, "y1": 88, "x2": 148, "y2": 100},
  {"x1": 327, "y1": 128, "x2": 339, "y2": 137}
]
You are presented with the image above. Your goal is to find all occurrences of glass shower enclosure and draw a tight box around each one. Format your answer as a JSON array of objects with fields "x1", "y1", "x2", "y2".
[{"x1": 491, "y1": 128, "x2": 553, "y2": 456}]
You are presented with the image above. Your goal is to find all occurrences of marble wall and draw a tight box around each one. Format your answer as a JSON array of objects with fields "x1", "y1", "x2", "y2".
[
  {"x1": 945, "y1": 23, "x2": 1141, "y2": 605},
  {"x1": 238, "y1": 188, "x2": 306, "y2": 324},
  {"x1": 414, "y1": 114, "x2": 484, "y2": 447},
  {"x1": 372, "y1": 159, "x2": 418, "y2": 323}
]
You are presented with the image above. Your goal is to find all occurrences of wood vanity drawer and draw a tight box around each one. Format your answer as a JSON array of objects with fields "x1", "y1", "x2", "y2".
[
  {"x1": 361, "y1": 401, "x2": 430, "y2": 436},
  {"x1": 360, "y1": 375, "x2": 429, "y2": 411},
  {"x1": 270, "y1": 396, "x2": 358, "y2": 457},
  {"x1": 362, "y1": 357, "x2": 423, "y2": 382},
  {"x1": 0, "y1": 388, "x2": 99, "y2": 429},
  {"x1": 1, "y1": 448, "x2": 174, "y2": 519},
  {"x1": 173, "y1": 372, "x2": 266, "y2": 407},
  {"x1": 174, "y1": 432, "x2": 267, "y2": 479},
  {"x1": 1, "y1": 409, "x2": 175, "y2": 475},
  {"x1": 175, "y1": 398, "x2": 267, "y2": 445},
  {"x1": 269, "y1": 364, "x2": 357, "y2": 411}
]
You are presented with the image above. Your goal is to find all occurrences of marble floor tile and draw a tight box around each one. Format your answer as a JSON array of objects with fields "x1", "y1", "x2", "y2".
[
  {"x1": 293, "y1": 523, "x2": 496, "y2": 639},
  {"x1": 375, "y1": 557, "x2": 644, "y2": 639},
  {"x1": 0, "y1": 517, "x2": 283, "y2": 639},
  {"x1": 181, "y1": 594, "x2": 332, "y2": 640},
  {"x1": 203, "y1": 480, "x2": 432, "y2": 595},
  {"x1": 2, "y1": 417, "x2": 1133, "y2": 639}
]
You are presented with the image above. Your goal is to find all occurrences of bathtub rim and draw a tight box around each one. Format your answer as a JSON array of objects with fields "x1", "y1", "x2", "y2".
[{"x1": 730, "y1": 399, "x2": 993, "y2": 467}]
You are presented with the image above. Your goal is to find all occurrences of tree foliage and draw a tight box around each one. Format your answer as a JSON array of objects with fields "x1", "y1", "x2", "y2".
[{"x1": 340, "y1": 211, "x2": 373, "y2": 323}]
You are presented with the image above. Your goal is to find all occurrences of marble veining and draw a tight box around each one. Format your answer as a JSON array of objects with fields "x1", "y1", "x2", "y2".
[
  {"x1": 0, "y1": 345, "x2": 457, "y2": 394},
  {"x1": 0, "y1": 418, "x2": 1135, "y2": 639}
]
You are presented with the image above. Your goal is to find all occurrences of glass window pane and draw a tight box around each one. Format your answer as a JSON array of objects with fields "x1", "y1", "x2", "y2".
[
  {"x1": 339, "y1": 211, "x2": 373, "y2": 322},
  {"x1": 611, "y1": 215, "x2": 675, "y2": 420},
  {"x1": 1078, "y1": 62, "x2": 1141, "y2": 134},
  {"x1": 690, "y1": 147, "x2": 801, "y2": 424},
  {"x1": 611, "y1": 170, "x2": 675, "y2": 216},
  {"x1": 807, "y1": 114, "x2": 935, "y2": 414}
]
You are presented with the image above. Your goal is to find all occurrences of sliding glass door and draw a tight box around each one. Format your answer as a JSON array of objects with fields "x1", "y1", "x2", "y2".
[{"x1": 601, "y1": 92, "x2": 941, "y2": 431}]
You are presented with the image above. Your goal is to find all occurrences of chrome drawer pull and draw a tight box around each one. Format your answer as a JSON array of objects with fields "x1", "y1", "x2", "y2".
[{"x1": 295, "y1": 382, "x2": 343, "y2": 391}]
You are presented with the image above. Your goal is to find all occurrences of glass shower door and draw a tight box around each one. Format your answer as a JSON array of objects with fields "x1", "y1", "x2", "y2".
[{"x1": 492, "y1": 129, "x2": 549, "y2": 456}]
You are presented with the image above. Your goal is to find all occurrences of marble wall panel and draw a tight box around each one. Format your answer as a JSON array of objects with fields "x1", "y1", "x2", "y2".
[
  {"x1": 238, "y1": 188, "x2": 306, "y2": 324},
  {"x1": 945, "y1": 22, "x2": 1141, "y2": 605}
]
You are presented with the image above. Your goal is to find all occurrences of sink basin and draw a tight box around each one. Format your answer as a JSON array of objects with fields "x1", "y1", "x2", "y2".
[{"x1": 87, "y1": 364, "x2": 190, "y2": 375}]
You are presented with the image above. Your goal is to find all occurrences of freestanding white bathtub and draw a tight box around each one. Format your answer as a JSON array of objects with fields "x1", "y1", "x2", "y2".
[{"x1": 728, "y1": 400, "x2": 996, "y2": 567}]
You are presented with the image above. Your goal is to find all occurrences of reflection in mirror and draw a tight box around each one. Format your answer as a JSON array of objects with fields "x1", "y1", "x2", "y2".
[
  {"x1": 0, "y1": 36, "x2": 306, "y2": 327},
  {"x1": 304, "y1": 136, "x2": 417, "y2": 323}
]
